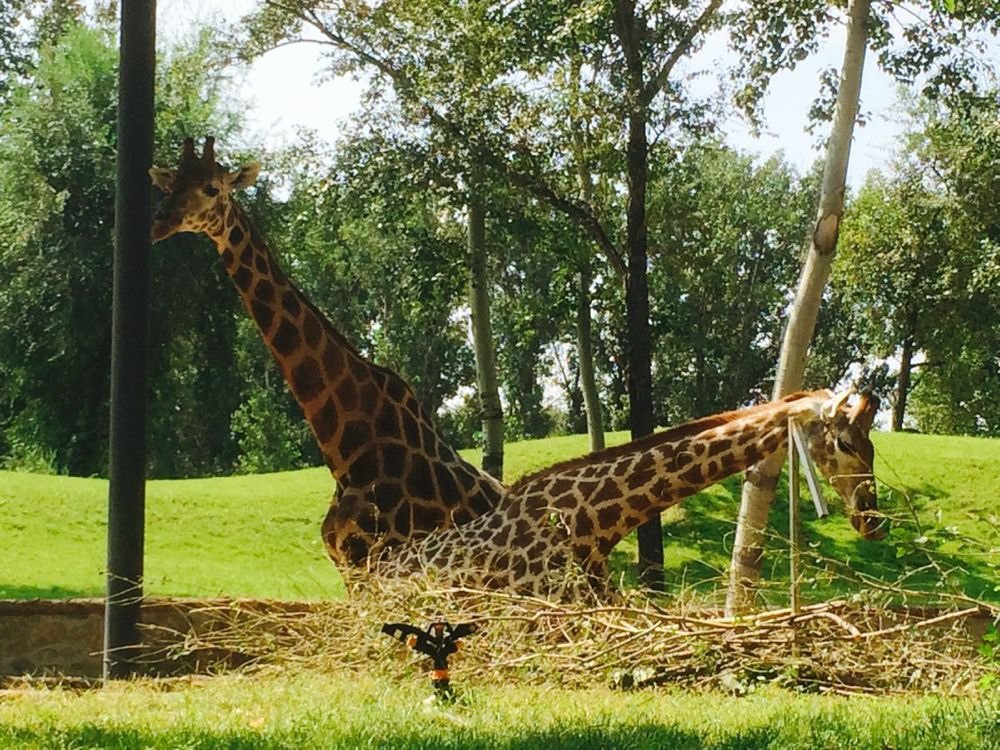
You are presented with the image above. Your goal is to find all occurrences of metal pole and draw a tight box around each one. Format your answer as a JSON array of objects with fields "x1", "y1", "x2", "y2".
[
  {"x1": 104, "y1": 0, "x2": 156, "y2": 682},
  {"x1": 788, "y1": 419, "x2": 801, "y2": 616}
]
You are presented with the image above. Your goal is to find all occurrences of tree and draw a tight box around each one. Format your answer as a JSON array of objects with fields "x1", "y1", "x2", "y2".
[
  {"x1": 0, "y1": 0, "x2": 32, "y2": 109},
  {"x1": 905, "y1": 91, "x2": 1000, "y2": 435},
  {"x1": 244, "y1": 0, "x2": 935, "y2": 587},
  {"x1": 241, "y1": 0, "x2": 729, "y2": 587},
  {"x1": 491, "y1": 193, "x2": 578, "y2": 441},
  {"x1": 0, "y1": 20, "x2": 248, "y2": 476},
  {"x1": 647, "y1": 143, "x2": 816, "y2": 422},
  {"x1": 726, "y1": 0, "x2": 1000, "y2": 613},
  {"x1": 727, "y1": 0, "x2": 872, "y2": 614},
  {"x1": 836, "y1": 173, "x2": 953, "y2": 431}
]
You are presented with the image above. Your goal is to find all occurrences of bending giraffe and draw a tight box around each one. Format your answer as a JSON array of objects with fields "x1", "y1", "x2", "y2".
[
  {"x1": 149, "y1": 138, "x2": 505, "y2": 569},
  {"x1": 383, "y1": 390, "x2": 885, "y2": 595}
]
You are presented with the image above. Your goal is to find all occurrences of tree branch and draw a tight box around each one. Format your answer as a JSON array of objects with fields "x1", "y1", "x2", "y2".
[
  {"x1": 640, "y1": 0, "x2": 723, "y2": 109},
  {"x1": 262, "y1": 0, "x2": 627, "y2": 277}
]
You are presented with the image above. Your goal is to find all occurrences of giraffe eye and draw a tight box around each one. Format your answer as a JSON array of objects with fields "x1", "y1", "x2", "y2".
[
  {"x1": 203, "y1": 186, "x2": 220, "y2": 197},
  {"x1": 835, "y1": 436, "x2": 856, "y2": 455}
]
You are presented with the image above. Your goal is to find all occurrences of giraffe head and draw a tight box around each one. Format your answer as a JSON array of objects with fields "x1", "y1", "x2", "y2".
[
  {"x1": 148, "y1": 137, "x2": 259, "y2": 242},
  {"x1": 795, "y1": 389, "x2": 885, "y2": 540}
]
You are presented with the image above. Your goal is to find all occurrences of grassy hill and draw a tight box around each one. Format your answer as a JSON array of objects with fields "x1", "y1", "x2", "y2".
[{"x1": 1, "y1": 430, "x2": 998, "y2": 603}]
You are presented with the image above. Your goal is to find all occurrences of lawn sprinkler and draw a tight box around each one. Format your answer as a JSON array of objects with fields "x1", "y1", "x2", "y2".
[{"x1": 381, "y1": 620, "x2": 477, "y2": 700}]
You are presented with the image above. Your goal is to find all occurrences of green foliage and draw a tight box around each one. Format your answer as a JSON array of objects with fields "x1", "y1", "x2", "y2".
[
  {"x1": 838, "y1": 174, "x2": 954, "y2": 358},
  {"x1": 836, "y1": 94, "x2": 1000, "y2": 435},
  {"x1": 231, "y1": 387, "x2": 313, "y2": 475},
  {"x1": 980, "y1": 626, "x2": 1000, "y2": 691},
  {"x1": 491, "y1": 194, "x2": 582, "y2": 440},
  {"x1": 436, "y1": 391, "x2": 483, "y2": 450},
  {"x1": 275, "y1": 124, "x2": 477, "y2": 419},
  {"x1": 867, "y1": 1, "x2": 1000, "y2": 103},
  {"x1": 0, "y1": 0, "x2": 33, "y2": 109},
  {"x1": 2, "y1": 1, "x2": 998, "y2": 481},
  {"x1": 908, "y1": 94, "x2": 1000, "y2": 435},
  {"x1": 0, "y1": 19, "x2": 253, "y2": 476},
  {"x1": 647, "y1": 143, "x2": 816, "y2": 421},
  {"x1": 0, "y1": 22, "x2": 119, "y2": 475}
]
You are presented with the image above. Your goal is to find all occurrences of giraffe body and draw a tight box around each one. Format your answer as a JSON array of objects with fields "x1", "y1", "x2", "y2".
[
  {"x1": 149, "y1": 138, "x2": 504, "y2": 569},
  {"x1": 382, "y1": 390, "x2": 884, "y2": 594}
]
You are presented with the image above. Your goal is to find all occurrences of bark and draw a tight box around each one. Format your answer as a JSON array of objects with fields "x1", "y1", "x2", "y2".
[
  {"x1": 726, "y1": 0, "x2": 872, "y2": 615},
  {"x1": 576, "y1": 258, "x2": 605, "y2": 452},
  {"x1": 568, "y1": 61, "x2": 605, "y2": 453},
  {"x1": 467, "y1": 190, "x2": 504, "y2": 480},
  {"x1": 614, "y1": 0, "x2": 663, "y2": 591},
  {"x1": 892, "y1": 333, "x2": 915, "y2": 432},
  {"x1": 106, "y1": 0, "x2": 155, "y2": 681}
]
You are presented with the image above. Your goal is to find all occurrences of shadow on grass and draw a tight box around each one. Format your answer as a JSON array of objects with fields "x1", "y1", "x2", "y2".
[
  {"x1": 0, "y1": 724, "x2": 761, "y2": 750},
  {"x1": 4, "y1": 705, "x2": 998, "y2": 750},
  {"x1": 0, "y1": 584, "x2": 101, "y2": 599},
  {"x1": 607, "y1": 474, "x2": 1000, "y2": 605},
  {"x1": 0, "y1": 723, "x2": 781, "y2": 750}
]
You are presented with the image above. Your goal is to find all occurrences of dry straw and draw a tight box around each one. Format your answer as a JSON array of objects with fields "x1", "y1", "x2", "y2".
[{"x1": 153, "y1": 567, "x2": 999, "y2": 696}]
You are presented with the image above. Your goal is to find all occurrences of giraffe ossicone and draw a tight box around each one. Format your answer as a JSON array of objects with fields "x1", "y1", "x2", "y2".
[
  {"x1": 381, "y1": 389, "x2": 885, "y2": 595},
  {"x1": 149, "y1": 137, "x2": 505, "y2": 574}
]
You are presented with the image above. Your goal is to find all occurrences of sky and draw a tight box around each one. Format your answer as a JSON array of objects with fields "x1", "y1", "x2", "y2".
[{"x1": 153, "y1": 0, "x2": 909, "y2": 188}]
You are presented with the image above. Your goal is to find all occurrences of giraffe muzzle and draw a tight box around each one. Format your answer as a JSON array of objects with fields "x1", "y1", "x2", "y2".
[{"x1": 851, "y1": 509, "x2": 888, "y2": 540}]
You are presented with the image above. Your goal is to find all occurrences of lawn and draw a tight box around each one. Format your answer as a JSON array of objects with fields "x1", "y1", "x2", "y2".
[
  {"x1": 1, "y1": 671, "x2": 999, "y2": 749},
  {"x1": 2, "y1": 431, "x2": 1000, "y2": 749},
  {"x1": 1, "y1": 430, "x2": 998, "y2": 603}
]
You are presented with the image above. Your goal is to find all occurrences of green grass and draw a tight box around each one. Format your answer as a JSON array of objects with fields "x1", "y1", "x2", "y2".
[
  {"x1": 1, "y1": 671, "x2": 999, "y2": 749},
  {"x1": 1, "y1": 430, "x2": 998, "y2": 603}
]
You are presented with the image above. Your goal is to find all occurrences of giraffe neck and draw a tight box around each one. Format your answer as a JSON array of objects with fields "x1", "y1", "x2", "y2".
[
  {"x1": 382, "y1": 394, "x2": 834, "y2": 593},
  {"x1": 588, "y1": 403, "x2": 794, "y2": 554},
  {"x1": 507, "y1": 396, "x2": 817, "y2": 567},
  {"x1": 207, "y1": 203, "x2": 501, "y2": 504},
  {"x1": 207, "y1": 204, "x2": 377, "y2": 476}
]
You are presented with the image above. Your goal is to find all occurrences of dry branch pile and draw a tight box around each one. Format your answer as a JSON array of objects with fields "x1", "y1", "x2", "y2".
[{"x1": 154, "y1": 579, "x2": 999, "y2": 696}]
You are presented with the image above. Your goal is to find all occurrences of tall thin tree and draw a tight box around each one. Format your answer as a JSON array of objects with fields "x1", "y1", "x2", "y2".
[
  {"x1": 725, "y1": 0, "x2": 871, "y2": 615},
  {"x1": 105, "y1": 0, "x2": 155, "y2": 680}
]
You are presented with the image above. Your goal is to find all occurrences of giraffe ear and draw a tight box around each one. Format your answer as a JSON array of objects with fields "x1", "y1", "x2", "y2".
[
  {"x1": 149, "y1": 167, "x2": 176, "y2": 193},
  {"x1": 820, "y1": 389, "x2": 852, "y2": 423},
  {"x1": 848, "y1": 391, "x2": 879, "y2": 433},
  {"x1": 228, "y1": 162, "x2": 260, "y2": 191}
]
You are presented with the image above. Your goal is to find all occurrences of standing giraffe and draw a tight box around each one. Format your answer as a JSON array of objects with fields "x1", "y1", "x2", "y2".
[
  {"x1": 384, "y1": 390, "x2": 884, "y2": 594},
  {"x1": 149, "y1": 138, "x2": 505, "y2": 569}
]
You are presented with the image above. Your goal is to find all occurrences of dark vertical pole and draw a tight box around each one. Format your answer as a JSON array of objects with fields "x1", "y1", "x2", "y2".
[{"x1": 104, "y1": 0, "x2": 155, "y2": 682}]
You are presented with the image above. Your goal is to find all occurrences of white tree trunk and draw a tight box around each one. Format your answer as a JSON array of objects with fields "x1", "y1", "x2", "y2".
[{"x1": 725, "y1": 0, "x2": 871, "y2": 615}]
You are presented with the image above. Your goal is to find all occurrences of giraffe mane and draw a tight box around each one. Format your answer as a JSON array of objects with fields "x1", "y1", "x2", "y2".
[
  {"x1": 230, "y1": 203, "x2": 429, "y2": 406},
  {"x1": 508, "y1": 391, "x2": 823, "y2": 492}
]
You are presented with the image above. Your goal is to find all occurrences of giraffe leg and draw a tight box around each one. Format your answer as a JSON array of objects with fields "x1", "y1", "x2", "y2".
[
  {"x1": 323, "y1": 482, "x2": 419, "y2": 570},
  {"x1": 322, "y1": 486, "x2": 378, "y2": 567}
]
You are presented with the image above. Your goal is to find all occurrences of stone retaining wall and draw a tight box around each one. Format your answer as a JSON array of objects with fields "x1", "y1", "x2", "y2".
[{"x1": 0, "y1": 598, "x2": 318, "y2": 678}]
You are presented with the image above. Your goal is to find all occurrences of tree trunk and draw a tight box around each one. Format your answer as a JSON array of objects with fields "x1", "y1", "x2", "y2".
[
  {"x1": 568, "y1": 56, "x2": 606, "y2": 454},
  {"x1": 892, "y1": 334, "x2": 914, "y2": 431},
  {"x1": 467, "y1": 190, "x2": 504, "y2": 480},
  {"x1": 106, "y1": 0, "x2": 155, "y2": 681},
  {"x1": 615, "y1": 0, "x2": 662, "y2": 591},
  {"x1": 577, "y1": 258, "x2": 605, "y2": 452},
  {"x1": 725, "y1": 0, "x2": 871, "y2": 615}
]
